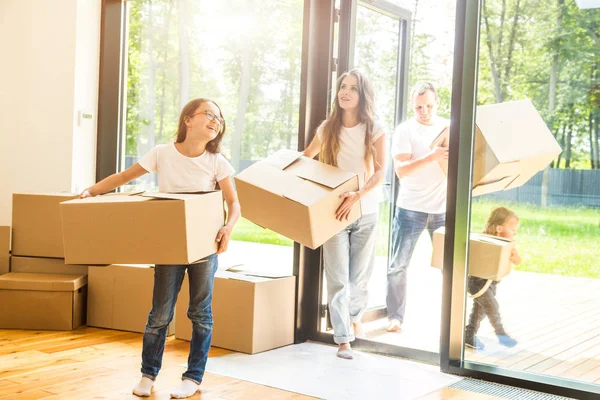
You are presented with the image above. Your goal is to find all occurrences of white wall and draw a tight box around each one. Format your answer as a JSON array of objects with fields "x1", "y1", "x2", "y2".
[{"x1": 0, "y1": 0, "x2": 100, "y2": 226}]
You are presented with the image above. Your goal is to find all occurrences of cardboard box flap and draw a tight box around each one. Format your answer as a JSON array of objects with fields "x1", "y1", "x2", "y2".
[
  {"x1": 102, "y1": 190, "x2": 145, "y2": 197},
  {"x1": 431, "y1": 127, "x2": 449, "y2": 148},
  {"x1": 62, "y1": 195, "x2": 151, "y2": 205},
  {"x1": 215, "y1": 270, "x2": 272, "y2": 283},
  {"x1": 236, "y1": 162, "x2": 303, "y2": 196},
  {"x1": 476, "y1": 100, "x2": 562, "y2": 163},
  {"x1": 283, "y1": 179, "x2": 330, "y2": 207},
  {"x1": 477, "y1": 160, "x2": 521, "y2": 185},
  {"x1": 0, "y1": 272, "x2": 87, "y2": 291},
  {"x1": 472, "y1": 233, "x2": 512, "y2": 245},
  {"x1": 263, "y1": 149, "x2": 304, "y2": 170},
  {"x1": 142, "y1": 192, "x2": 216, "y2": 201},
  {"x1": 284, "y1": 156, "x2": 356, "y2": 189},
  {"x1": 225, "y1": 266, "x2": 292, "y2": 279},
  {"x1": 472, "y1": 175, "x2": 519, "y2": 197}
]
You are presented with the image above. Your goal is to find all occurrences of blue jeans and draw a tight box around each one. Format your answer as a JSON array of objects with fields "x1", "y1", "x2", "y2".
[
  {"x1": 386, "y1": 208, "x2": 445, "y2": 322},
  {"x1": 141, "y1": 254, "x2": 218, "y2": 384},
  {"x1": 323, "y1": 213, "x2": 378, "y2": 345}
]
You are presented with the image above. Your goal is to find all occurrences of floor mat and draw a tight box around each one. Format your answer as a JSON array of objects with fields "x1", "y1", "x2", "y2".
[{"x1": 204, "y1": 342, "x2": 461, "y2": 400}]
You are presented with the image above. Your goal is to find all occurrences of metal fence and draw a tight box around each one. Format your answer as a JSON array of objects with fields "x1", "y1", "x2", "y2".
[{"x1": 480, "y1": 169, "x2": 600, "y2": 208}]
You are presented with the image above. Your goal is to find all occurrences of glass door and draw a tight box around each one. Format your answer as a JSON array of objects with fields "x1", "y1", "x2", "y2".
[{"x1": 443, "y1": 0, "x2": 600, "y2": 397}]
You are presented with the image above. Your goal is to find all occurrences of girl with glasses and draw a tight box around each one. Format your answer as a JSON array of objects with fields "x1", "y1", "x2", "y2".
[{"x1": 81, "y1": 98, "x2": 240, "y2": 398}]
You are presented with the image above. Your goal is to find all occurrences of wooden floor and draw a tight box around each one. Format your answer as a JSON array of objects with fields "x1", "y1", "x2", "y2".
[
  {"x1": 0, "y1": 327, "x2": 516, "y2": 400},
  {"x1": 0, "y1": 328, "x2": 314, "y2": 399}
]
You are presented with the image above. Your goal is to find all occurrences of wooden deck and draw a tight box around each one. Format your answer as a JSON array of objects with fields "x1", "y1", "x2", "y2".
[{"x1": 360, "y1": 251, "x2": 600, "y2": 386}]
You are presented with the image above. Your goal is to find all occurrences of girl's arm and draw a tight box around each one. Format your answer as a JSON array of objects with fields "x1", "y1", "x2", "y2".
[
  {"x1": 81, "y1": 163, "x2": 148, "y2": 198},
  {"x1": 336, "y1": 134, "x2": 388, "y2": 221},
  {"x1": 215, "y1": 176, "x2": 241, "y2": 254},
  {"x1": 303, "y1": 134, "x2": 321, "y2": 159}
]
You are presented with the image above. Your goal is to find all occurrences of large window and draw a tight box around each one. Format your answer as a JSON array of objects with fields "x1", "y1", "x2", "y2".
[{"x1": 121, "y1": 0, "x2": 305, "y2": 262}]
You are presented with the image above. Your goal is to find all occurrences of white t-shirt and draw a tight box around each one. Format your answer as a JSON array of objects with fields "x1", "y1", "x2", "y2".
[
  {"x1": 392, "y1": 116, "x2": 449, "y2": 214},
  {"x1": 138, "y1": 143, "x2": 235, "y2": 193},
  {"x1": 317, "y1": 122, "x2": 386, "y2": 215}
]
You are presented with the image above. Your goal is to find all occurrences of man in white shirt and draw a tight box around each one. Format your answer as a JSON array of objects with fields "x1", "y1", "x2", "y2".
[{"x1": 386, "y1": 82, "x2": 449, "y2": 332}]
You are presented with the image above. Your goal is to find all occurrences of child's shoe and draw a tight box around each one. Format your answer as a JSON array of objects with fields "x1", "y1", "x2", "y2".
[
  {"x1": 464, "y1": 335, "x2": 485, "y2": 350},
  {"x1": 497, "y1": 334, "x2": 517, "y2": 347}
]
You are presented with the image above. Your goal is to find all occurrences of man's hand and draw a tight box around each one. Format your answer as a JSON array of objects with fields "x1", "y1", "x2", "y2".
[
  {"x1": 216, "y1": 226, "x2": 232, "y2": 254},
  {"x1": 428, "y1": 146, "x2": 449, "y2": 162},
  {"x1": 80, "y1": 189, "x2": 93, "y2": 199},
  {"x1": 335, "y1": 192, "x2": 360, "y2": 221}
]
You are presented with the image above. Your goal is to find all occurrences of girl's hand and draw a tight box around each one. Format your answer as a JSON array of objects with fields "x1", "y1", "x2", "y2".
[
  {"x1": 80, "y1": 189, "x2": 93, "y2": 199},
  {"x1": 335, "y1": 192, "x2": 360, "y2": 221},
  {"x1": 510, "y1": 247, "x2": 521, "y2": 265},
  {"x1": 216, "y1": 226, "x2": 232, "y2": 254}
]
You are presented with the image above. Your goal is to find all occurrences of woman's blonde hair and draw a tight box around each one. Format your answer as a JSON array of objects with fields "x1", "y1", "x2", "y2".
[
  {"x1": 484, "y1": 206, "x2": 519, "y2": 235},
  {"x1": 175, "y1": 98, "x2": 226, "y2": 153},
  {"x1": 319, "y1": 69, "x2": 379, "y2": 174}
]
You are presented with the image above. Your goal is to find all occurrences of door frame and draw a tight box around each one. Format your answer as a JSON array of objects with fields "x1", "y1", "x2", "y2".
[{"x1": 440, "y1": 0, "x2": 600, "y2": 398}]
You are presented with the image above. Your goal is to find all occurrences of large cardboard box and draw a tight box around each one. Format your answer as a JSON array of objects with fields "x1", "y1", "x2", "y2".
[
  {"x1": 61, "y1": 192, "x2": 224, "y2": 265},
  {"x1": 175, "y1": 271, "x2": 296, "y2": 354},
  {"x1": 10, "y1": 256, "x2": 88, "y2": 275},
  {"x1": 87, "y1": 264, "x2": 174, "y2": 334},
  {"x1": 12, "y1": 193, "x2": 78, "y2": 258},
  {"x1": 431, "y1": 227, "x2": 515, "y2": 280},
  {"x1": 430, "y1": 127, "x2": 450, "y2": 175},
  {"x1": 472, "y1": 100, "x2": 562, "y2": 196},
  {"x1": 0, "y1": 226, "x2": 9, "y2": 276},
  {"x1": 0, "y1": 272, "x2": 87, "y2": 330},
  {"x1": 234, "y1": 149, "x2": 361, "y2": 249}
]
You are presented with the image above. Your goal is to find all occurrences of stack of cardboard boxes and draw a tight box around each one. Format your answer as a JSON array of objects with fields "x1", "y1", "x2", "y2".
[
  {"x1": 59, "y1": 191, "x2": 297, "y2": 353},
  {"x1": 0, "y1": 193, "x2": 87, "y2": 330}
]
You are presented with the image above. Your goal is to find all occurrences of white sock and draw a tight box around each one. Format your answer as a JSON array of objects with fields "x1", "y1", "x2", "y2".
[
  {"x1": 170, "y1": 379, "x2": 200, "y2": 399},
  {"x1": 132, "y1": 376, "x2": 154, "y2": 397}
]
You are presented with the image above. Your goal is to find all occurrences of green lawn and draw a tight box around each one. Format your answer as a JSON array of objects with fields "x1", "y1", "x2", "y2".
[{"x1": 231, "y1": 200, "x2": 600, "y2": 279}]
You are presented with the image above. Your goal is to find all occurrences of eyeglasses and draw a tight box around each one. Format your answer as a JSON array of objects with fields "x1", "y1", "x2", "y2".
[{"x1": 191, "y1": 110, "x2": 225, "y2": 127}]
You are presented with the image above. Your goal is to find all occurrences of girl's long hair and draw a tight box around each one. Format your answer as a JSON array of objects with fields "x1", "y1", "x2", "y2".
[
  {"x1": 319, "y1": 69, "x2": 378, "y2": 175},
  {"x1": 484, "y1": 207, "x2": 519, "y2": 235},
  {"x1": 175, "y1": 98, "x2": 226, "y2": 153}
]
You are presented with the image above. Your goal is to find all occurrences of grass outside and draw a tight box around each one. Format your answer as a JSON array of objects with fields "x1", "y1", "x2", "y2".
[{"x1": 231, "y1": 199, "x2": 600, "y2": 279}]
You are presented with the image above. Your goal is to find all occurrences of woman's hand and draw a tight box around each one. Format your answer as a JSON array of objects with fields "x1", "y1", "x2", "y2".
[
  {"x1": 80, "y1": 188, "x2": 93, "y2": 199},
  {"x1": 216, "y1": 225, "x2": 232, "y2": 254},
  {"x1": 335, "y1": 192, "x2": 360, "y2": 221}
]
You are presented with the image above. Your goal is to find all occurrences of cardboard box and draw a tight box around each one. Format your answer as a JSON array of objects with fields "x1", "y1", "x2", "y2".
[
  {"x1": 0, "y1": 226, "x2": 9, "y2": 276},
  {"x1": 234, "y1": 149, "x2": 361, "y2": 249},
  {"x1": 431, "y1": 227, "x2": 515, "y2": 280},
  {"x1": 61, "y1": 192, "x2": 224, "y2": 265},
  {"x1": 175, "y1": 271, "x2": 296, "y2": 354},
  {"x1": 12, "y1": 193, "x2": 79, "y2": 258},
  {"x1": 10, "y1": 256, "x2": 88, "y2": 275},
  {"x1": 0, "y1": 272, "x2": 87, "y2": 330},
  {"x1": 430, "y1": 127, "x2": 450, "y2": 175},
  {"x1": 87, "y1": 264, "x2": 174, "y2": 334},
  {"x1": 472, "y1": 99, "x2": 562, "y2": 196}
]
